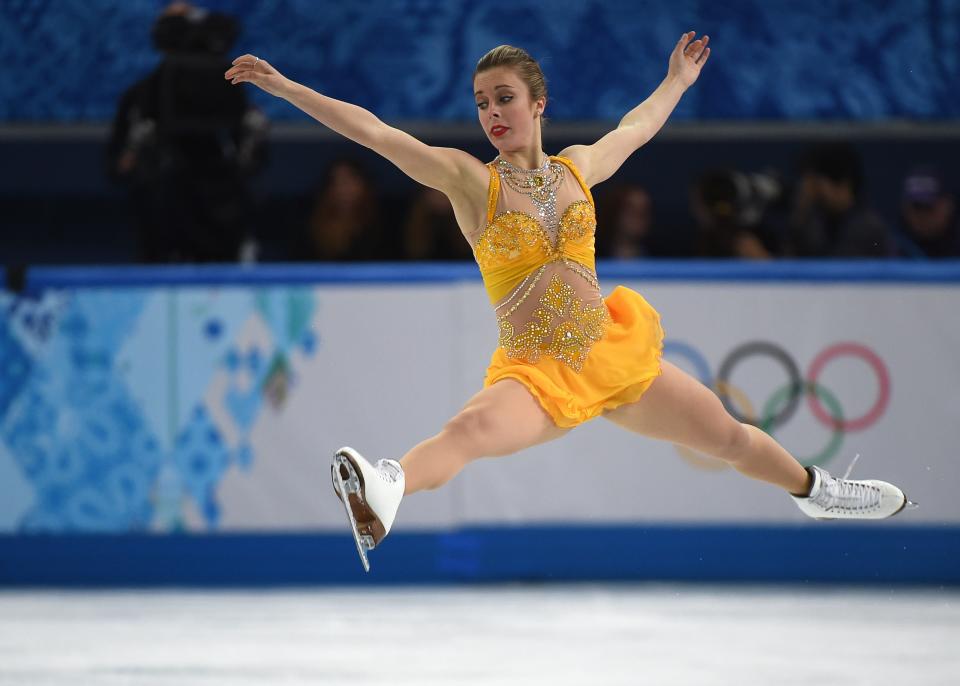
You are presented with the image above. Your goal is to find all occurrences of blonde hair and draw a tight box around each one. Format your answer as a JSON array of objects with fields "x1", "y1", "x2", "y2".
[{"x1": 474, "y1": 45, "x2": 549, "y2": 126}]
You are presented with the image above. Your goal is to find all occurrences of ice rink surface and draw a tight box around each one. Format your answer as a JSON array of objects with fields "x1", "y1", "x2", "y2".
[{"x1": 0, "y1": 585, "x2": 957, "y2": 686}]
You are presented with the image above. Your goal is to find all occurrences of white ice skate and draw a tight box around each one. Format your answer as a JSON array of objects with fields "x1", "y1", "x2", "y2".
[
  {"x1": 331, "y1": 447, "x2": 405, "y2": 572},
  {"x1": 791, "y1": 457, "x2": 916, "y2": 520}
]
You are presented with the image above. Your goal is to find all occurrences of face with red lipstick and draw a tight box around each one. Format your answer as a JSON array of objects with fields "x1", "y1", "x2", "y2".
[{"x1": 474, "y1": 67, "x2": 545, "y2": 153}]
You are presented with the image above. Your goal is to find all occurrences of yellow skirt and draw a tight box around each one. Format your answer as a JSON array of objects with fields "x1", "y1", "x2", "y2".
[{"x1": 483, "y1": 285, "x2": 665, "y2": 428}]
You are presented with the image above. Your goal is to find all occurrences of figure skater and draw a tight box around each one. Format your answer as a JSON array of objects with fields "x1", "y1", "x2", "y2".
[{"x1": 226, "y1": 33, "x2": 913, "y2": 571}]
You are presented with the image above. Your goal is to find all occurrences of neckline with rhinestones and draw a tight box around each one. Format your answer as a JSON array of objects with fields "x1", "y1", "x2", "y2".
[{"x1": 495, "y1": 153, "x2": 550, "y2": 173}]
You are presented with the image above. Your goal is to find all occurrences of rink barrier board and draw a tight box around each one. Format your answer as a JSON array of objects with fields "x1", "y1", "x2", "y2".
[
  {"x1": 3, "y1": 262, "x2": 959, "y2": 585},
  {"x1": 0, "y1": 525, "x2": 957, "y2": 586},
  {"x1": 23, "y1": 260, "x2": 960, "y2": 289}
]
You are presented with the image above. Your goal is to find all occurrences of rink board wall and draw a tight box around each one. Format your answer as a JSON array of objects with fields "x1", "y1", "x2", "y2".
[{"x1": 1, "y1": 262, "x2": 958, "y2": 585}]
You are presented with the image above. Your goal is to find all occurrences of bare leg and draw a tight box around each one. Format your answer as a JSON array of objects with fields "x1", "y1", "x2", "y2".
[
  {"x1": 603, "y1": 360, "x2": 810, "y2": 495},
  {"x1": 400, "y1": 379, "x2": 568, "y2": 495}
]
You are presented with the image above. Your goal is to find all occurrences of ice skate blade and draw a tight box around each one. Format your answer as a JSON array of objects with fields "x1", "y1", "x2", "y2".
[{"x1": 331, "y1": 453, "x2": 372, "y2": 573}]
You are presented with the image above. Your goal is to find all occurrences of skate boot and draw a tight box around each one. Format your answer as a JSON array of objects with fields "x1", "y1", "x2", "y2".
[
  {"x1": 331, "y1": 447, "x2": 404, "y2": 572},
  {"x1": 791, "y1": 459, "x2": 915, "y2": 520}
]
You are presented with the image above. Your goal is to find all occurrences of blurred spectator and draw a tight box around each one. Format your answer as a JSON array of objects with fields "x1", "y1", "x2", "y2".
[
  {"x1": 690, "y1": 170, "x2": 776, "y2": 259},
  {"x1": 302, "y1": 158, "x2": 386, "y2": 261},
  {"x1": 401, "y1": 187, "x2": 472, "y2": 260},
  {"x1": 106, "y1": 2, "x2": 267, "y2": 263},
  {"x1": 894, "y1": 168, "x2": 960, "y2": 259},
  {"x1": 596, "y1": 185, "x2": 658, "y2": 259},
  {"x1": 785, "y1": 142, "x2": 891, "y2": 257}
]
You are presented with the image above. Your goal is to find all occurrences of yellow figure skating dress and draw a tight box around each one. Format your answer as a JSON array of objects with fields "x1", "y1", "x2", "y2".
[{"x1": 474, "y1": 154, "x2": 664, "y2": 428}]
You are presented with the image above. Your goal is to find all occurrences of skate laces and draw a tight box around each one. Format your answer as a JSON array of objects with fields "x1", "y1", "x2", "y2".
[
  {"x1": 841, "y1": 452, "x2": 861, "y2": 480},
  {"x1": 813, "y1": 454, "x2": 881, "y2": 512}
]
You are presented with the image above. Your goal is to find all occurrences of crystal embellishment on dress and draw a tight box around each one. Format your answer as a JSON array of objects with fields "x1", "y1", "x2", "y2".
[
  {"x1": 495, "y1": 153, "x2": 565, "y2": 240},
  {"x1": 497, "y1": 274, "x2": 611, "y2": 372},
  {"x1": 473, "y1": 199, "x2": 595, "y2": 266},
  {"x1": 476, "y1": 156, "x2": 608, "y2": 372}
]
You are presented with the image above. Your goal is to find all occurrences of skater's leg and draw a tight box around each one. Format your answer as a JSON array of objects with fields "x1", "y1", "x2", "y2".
[
  {"x1": 401, "y1": 379, "x2": 567, "y2": 494},
  {"x1": 602, "y1": 360, "x2": 810, "y2": 495}
]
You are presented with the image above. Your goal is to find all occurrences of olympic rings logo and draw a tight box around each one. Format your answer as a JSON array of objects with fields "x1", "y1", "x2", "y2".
[{"x1": 663, "y1": 340, "x2": 891, "y2": 469}]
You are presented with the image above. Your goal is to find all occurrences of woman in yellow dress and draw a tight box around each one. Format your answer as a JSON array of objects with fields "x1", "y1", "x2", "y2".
[{"x1": 226, "y1": 35, "x2": 910, "y2": 571}]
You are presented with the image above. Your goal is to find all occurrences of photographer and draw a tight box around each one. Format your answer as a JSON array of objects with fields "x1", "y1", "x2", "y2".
[
  {"x1": 107, "y1": 2, "x2": 267, "y2": 263},
  {"x1": 690, "y1": 169, "x2": 780, "y2": 259},
  {"x1": 784, "y1": 143, "x2": 892, "y2": 258},
  {"x1": 894, "y1": 168, "x2": 959, "y2": 259}
]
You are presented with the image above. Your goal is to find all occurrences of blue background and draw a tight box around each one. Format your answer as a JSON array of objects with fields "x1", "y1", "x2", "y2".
[{"x1": 2, "y1": 0, "x2": 959, "y2": 122}]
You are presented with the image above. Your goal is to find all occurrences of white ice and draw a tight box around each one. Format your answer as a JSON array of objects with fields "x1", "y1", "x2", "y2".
[{"x1": 0, "y1": 585, "x2": 957, "y2": 686}]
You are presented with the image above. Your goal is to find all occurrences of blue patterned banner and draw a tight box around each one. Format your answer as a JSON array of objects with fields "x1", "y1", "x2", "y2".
[
  {"x1": 0, "y1": 286, "x2": 318, "y2": 532},
  {"x1": 2, "y1": 0, "x2": 958, "y2": 122}
]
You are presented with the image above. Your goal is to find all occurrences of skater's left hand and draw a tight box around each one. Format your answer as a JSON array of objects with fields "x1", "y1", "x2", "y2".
[{"x1": 668, "y1": 31, "x2": 711, "y2": 88}]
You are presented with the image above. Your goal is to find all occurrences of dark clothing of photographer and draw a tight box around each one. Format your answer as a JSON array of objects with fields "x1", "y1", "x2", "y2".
[{"x1": 787, "y1": 202, "x2": 891, "y2": 258}]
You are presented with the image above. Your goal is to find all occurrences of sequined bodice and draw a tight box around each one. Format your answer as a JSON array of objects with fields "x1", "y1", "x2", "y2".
[{"x1": 472, "y1": 155, "x2": 610, "y2": 371}]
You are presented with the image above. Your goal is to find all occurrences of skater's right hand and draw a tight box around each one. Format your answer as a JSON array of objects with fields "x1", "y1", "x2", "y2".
[{"x1": 225, "y1": 55, "x2": 292, "y2": 98}]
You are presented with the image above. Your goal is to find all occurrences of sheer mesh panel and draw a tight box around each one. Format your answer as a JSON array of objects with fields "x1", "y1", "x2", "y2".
[{"x1": 488, "y1": 160, "x2": 609, "y2": 371}]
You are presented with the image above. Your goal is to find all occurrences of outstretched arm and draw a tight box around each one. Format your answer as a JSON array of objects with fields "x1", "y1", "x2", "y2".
[
  {"x1": 225, "y1": 55, "x2": 477, "y2": 194},
  {"x1": 559, "y1": 31, "x2": 711, "y2": 187}
]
